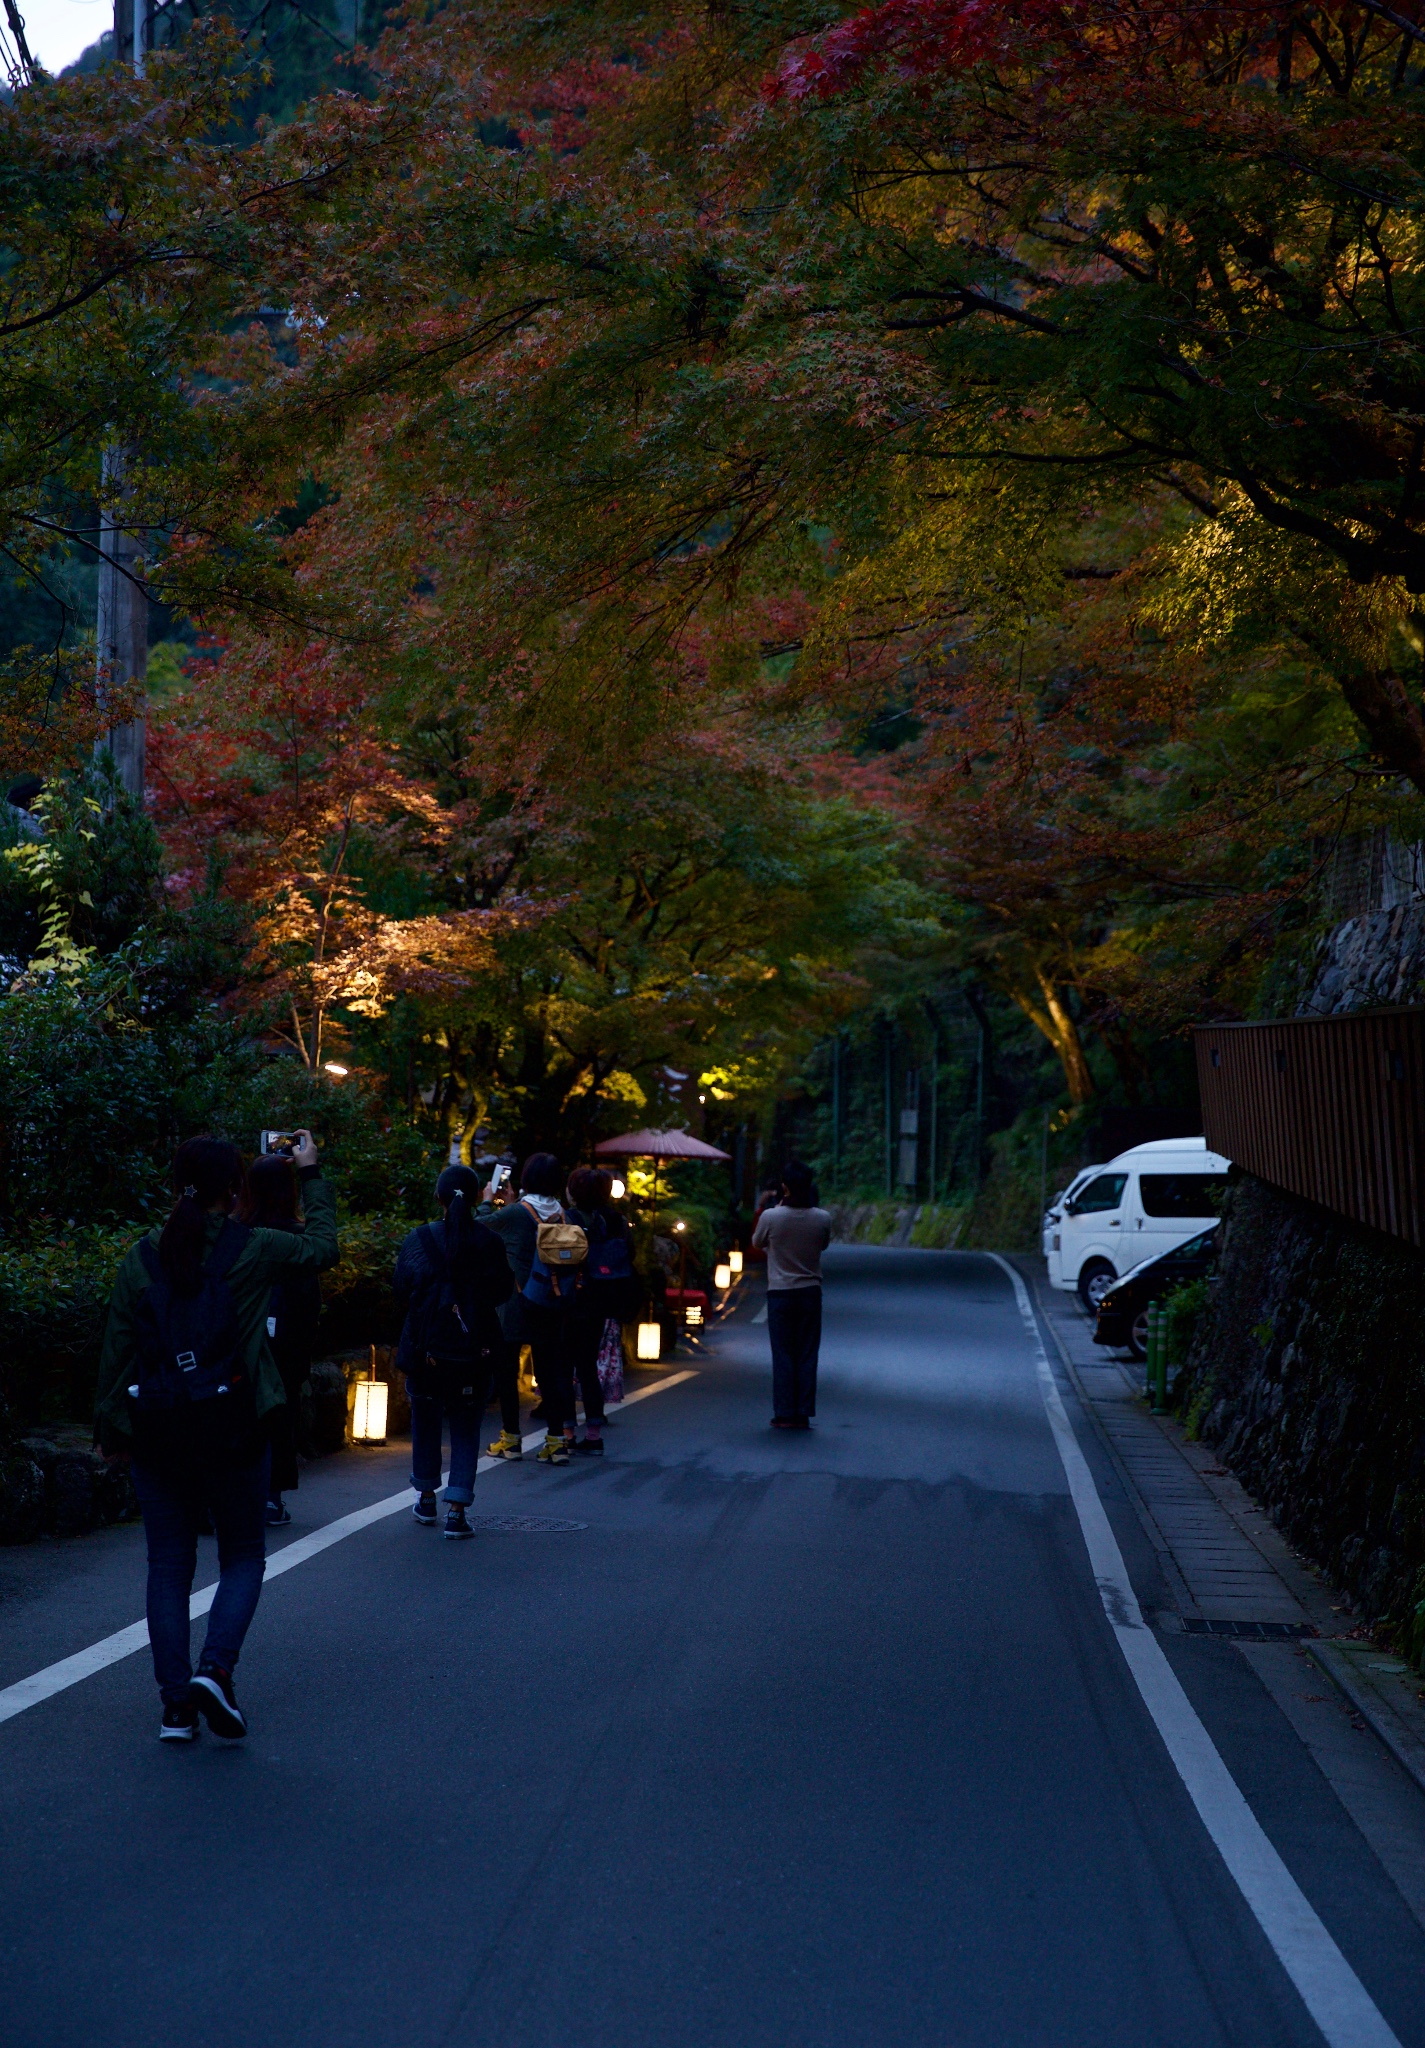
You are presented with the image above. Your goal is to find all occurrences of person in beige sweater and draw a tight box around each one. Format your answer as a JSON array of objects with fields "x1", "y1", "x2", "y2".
[{"x1": 751, "y1": 1160, "x2": 832, "y2": 1429}]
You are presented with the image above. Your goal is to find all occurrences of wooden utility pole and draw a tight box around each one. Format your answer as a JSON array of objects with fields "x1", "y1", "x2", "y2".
[{"x1": 95, "y1": 0, "x2": 150, "y2": 801}]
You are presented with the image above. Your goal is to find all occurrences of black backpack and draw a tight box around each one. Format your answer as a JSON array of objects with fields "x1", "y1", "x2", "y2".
[
  {"x1": 128, "y1": 1221, "x2": 260, "y2": 1461},
  {"x1": 408, "y1": 1225, "x2": 498, "y2": 1396}
]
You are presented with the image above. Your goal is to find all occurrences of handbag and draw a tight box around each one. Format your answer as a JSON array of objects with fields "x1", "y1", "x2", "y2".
[{"x1": 595, "y1": 1317, "x2": 624, "y2": 1405}]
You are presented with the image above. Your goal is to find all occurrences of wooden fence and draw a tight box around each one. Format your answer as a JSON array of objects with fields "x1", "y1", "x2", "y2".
[{"x1": 1193, "y1": 1010, "x2": 1425, "y2": 1248}]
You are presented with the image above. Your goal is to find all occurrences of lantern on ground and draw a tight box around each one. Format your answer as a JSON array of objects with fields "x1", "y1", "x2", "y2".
[
  {"x1": 714, "y1": 1261, "x2": 732, "y2": 1291},
  {"x1": 684, "y1": 1302, "x2": 704, "y2": 1329},
  {"x1": 637, "y1": 1319, "x2": 662, "y2": 1361},
  {"x1": 352, "y1": 1351, "x2": 388, "y2": 1444},
  {"x1": 728, "y1": 1249, "x2": 743, "y2": 1275}
]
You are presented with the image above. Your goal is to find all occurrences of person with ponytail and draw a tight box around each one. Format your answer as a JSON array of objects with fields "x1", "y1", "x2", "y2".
[
  {"x1": 94, "y1": 1130, "x2": 338, "y2": 1743},
  {"x1": 393, "y1": 1165, "x2": 513, "y2": 1537}
]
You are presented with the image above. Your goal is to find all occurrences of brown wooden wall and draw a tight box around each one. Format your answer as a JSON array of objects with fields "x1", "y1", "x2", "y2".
[{"x1": 1193, "y1": 1010, "x2": 1425, "y2": 1248}]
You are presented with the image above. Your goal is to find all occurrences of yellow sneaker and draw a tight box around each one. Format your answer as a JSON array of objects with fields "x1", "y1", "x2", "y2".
[
  {"x1": 486, "y1": 1431, "x2": 522, "y2": 1460},
  {"x1": 537, "y1": 1432, "x2": 570, "y2": 1465}
]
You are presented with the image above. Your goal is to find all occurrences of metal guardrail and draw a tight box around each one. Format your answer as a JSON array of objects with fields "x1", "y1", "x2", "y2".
[{"x1": 1193, "y1": 1008, "x2": 1425, "y2": 1247}]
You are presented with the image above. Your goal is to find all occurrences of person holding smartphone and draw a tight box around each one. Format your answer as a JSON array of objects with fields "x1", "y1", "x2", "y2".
[
  {"x1": 478, "y1": 1163, "x2": 527, "y2": 1458},
  {"x1": 94, "y1": 1129, "x2": 338, "y2": 1743}
]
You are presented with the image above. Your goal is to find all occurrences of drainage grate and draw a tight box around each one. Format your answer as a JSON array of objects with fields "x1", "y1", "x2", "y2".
[
  {"x1": 1183, "y1": 1618, "x2": 1317, "y2": 1641},
  {"x1": 469, "y1": 1514, "x2": 587, "y2": 1534}
]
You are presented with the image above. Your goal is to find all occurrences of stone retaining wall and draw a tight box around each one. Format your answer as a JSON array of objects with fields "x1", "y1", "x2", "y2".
[{"x1": 1179, "y1": 1174, "x2": 1425, "y2": 1657}]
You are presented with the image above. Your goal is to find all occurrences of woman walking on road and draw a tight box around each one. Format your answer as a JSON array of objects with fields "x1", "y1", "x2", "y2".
[
  {"x1": 94, "y1": 1130, "x2": 338, "y2": 1743},
  {"x1": 238, "y1": 1153, "x2": 323, "y2": 1528},
  {"x1": 563, "y1": 1166, "x2": 638, "y2": 1455},
  {"x1": 752, "y1": 1159, "x2": 832, "y2": 1430},
  {"x1": 481, "y1": 1154, "x2": 584, "y2": 1465},
  {"x1": 394, "y1": 1166, "x2": 512, "y2": 1537}
]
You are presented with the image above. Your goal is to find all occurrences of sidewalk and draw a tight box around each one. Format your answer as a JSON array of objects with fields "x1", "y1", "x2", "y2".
[{"x1": 1015, "y1": 1256, "x2": 1425, "y2": 1932}]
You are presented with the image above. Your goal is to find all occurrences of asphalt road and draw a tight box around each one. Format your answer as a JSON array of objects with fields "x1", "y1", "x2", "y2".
[{"x1": 2, "y1": 1246, "x2": 1423, "y2": 2048}]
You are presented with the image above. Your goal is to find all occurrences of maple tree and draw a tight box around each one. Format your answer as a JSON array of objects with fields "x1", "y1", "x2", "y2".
[{"x1": 151, "y1": 639, "x2": 514, "y2": 1069}]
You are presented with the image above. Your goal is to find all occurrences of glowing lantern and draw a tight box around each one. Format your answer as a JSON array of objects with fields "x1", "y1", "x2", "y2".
[
  {"x1": 610, "y1": 1177, "x2": 626, "y2": 1198},
  {"x1": 714, "y1": 1262, "x2": 732, "y2": 1291},
  {"x1": 684, "y1": 1303, "x2": 704, "y2": 1328},
  {"x1": 324, "y1": 1061, "x2": 349, "y2": 1077},
  {"x1": 637, "y1": 1320, "x2": 662, "y2": 1361},
  {"x1": 728, "y1": 1249, "x2": 743, "y2": 1275},
  {"x1": 352, "y1": 1378, "x2": 388, "y2": 1444}
]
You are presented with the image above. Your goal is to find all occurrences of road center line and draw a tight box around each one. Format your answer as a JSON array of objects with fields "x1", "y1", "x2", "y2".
[
  {"x1": 987, "y1": 1254, "x2": 1399, "y2": 2048},
  {"x1": 0, "y1": 1369, "x2": 698, "y2": 1729}
]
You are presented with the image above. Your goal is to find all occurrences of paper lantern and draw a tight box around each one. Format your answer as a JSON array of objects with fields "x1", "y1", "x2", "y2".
[
  {"x1": 714, "y1": 1262, "x2": 732, "y2": 1291},
  {"x1": 684, "y1": 1303, "x2": 704, "y2": 1328},
  {"x1": 727, "y1": 1249, "x2": 744, "y2": 1275},
  {"x1": 352, "y1": 1378, "x2": 388, "y2": 1444},
  {"x1": 610, "y1": 1177, "x2": 626, "y2": 1198},
  {"x1": 637, "y1": 1320, "x2": 662, "y2": 1361}
]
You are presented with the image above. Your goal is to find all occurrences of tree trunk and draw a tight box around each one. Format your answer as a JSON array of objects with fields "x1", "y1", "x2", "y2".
[
  {"x1": 1331, "y1": 660, "x2": 1425, "y2": 798},
  {"x1": 94, "y1": 445, "x2": 147, "y2": 802},
  {"x1": 1011, "y1": 969, "x2": 1095, "y2": 1104}
]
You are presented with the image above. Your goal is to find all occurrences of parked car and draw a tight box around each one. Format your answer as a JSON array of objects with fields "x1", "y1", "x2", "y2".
[
  {"x1": 1093, "y1": 1224, "x2": 1219, "y2": 1359},
  {"x1": 1042, "y1": 1165, "x2": 1103, "y2": 1278},
  {"x1": 1048, "y1": 1136, "x2": 1231, "y2": 1310}
]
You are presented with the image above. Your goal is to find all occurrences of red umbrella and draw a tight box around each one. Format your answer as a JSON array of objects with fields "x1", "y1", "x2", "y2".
[{"x1": 595, "y1": 1127, "x2": 731, "y2": 1163}]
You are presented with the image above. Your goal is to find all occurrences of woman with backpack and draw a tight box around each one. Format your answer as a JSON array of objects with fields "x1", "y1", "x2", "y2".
[
  {"x1": 237, "y1": 1153, "x2": 323, "y2": 1528},
  {"x1": 393, "y1": 1164, "x2": 513, "y2": 1536},
  {"x1": 481, "y1": 1153, "x2": 585, "y2": 1465},
  {"x1": 94, "y1": 1131, "x2": 338, "y2": 1744},
  {"x1": 563, "y1": 1166, "x2": 638, "y2": 1455}
]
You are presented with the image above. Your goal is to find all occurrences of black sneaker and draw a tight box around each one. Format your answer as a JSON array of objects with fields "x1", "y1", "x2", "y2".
[
  {"x1": 266, "y1": 1499, "x2": 292, "y2": 1527},
  {"x1": 189, "y1": 1665, "x2": 247, "y2": 1740},
  {"x1": 571, "y1": 1436, "x2": 605, "y2": 1456},
  {"x1": 444, "y1": 1505, "x2": 474, "y2": 1540},
  {"x1": 413, "y1": 1491, "x2": 438, "y2": 1525},
  {"x1": 159, "y1": 1701, "x2": 200, "y2": 1743}
]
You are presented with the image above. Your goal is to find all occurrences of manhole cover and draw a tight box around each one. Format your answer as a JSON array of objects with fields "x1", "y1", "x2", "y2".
[
  {"x1": 469, "y1": 1514, "x2": 587, "y2": 1534},
  {"x1": 1183, "y1": 1618, "x2": 1317, "y2": 1640}
]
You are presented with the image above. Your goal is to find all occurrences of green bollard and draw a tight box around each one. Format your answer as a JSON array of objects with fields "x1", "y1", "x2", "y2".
[
  {"x1": 1145, "y1": 1301, "x2": 1158, "y2": 1403},
  {"x1": 1153, "y1": 1302, "x2": 1168, "y2": 1413}
]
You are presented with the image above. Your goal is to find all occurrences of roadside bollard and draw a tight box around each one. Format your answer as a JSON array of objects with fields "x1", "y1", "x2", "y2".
[
  {"x1": 1151, "y1": 1302, "x2": 1168, "y2": 1414},
  {"x1": 1146, "y1": 1301, "x2": 1159, "y2": 1404}
]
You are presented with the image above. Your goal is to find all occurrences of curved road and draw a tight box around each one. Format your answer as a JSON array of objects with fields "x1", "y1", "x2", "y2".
[{"x1": 1, "y1": 1247, "x2": 1422, "y2": 2047}]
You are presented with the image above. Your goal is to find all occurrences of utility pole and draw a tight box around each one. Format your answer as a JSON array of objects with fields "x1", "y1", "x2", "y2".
[
  {"x1": 927, "y1": 1008, "x2": 939, "y2": 1205},
  {"x1": 883, "y1": 1022, "x2": 893, "y2": 1200},
  {"x1": 95, "y1": 0, "x2": 150, "y2": 802},
  {"x1": 965, "y1": 984, "x2": 991, "y2": 1188}
]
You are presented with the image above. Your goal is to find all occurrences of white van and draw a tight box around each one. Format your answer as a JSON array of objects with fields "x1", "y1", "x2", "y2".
[
  {"x1": 1042, "y1": 1166, "x2": 1103, "y2": 1277},
  {"x1": 1048, "y1": 1136, "x2": 1231, "y2": 1309}
]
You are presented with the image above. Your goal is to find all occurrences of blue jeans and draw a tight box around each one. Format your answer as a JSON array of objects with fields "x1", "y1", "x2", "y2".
[
  {"x1": 131, "y1": 1450, "x2": 270, "y2": 1705},
  {"x1": 408, "y1": 1384, "x2": 482, "y2": 1504},
  {"x1": 767, "y1": 1287, "x2": 822, "y2": 1420}
]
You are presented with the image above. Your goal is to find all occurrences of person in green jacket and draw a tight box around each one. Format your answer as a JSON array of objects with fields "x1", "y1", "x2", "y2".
[{"x1": 95, "y1": 1130, "x2": 338, "y2": 1743}]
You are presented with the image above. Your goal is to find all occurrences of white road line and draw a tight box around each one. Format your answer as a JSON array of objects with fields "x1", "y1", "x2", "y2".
[
  {"x1": 988, "y1": 1253, "x2": 1400, "y2": 2048},
  {"x1": 0, "y1": 1369, "x2": 698, "y2": 1730}
]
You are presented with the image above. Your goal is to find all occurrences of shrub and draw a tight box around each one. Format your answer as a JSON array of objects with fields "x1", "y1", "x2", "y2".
[{"x1": 0, "y1": 1204, "x2": 423, "y2": 1433}]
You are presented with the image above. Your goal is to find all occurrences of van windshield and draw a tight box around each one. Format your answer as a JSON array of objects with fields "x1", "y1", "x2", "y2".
[
  {"x1": 1140, "y1": 1174, "x2": 1229, "y2": 1219},
  {"x1": 1069, "y1": 1173, "x2": 1126, "y2": 1215}
]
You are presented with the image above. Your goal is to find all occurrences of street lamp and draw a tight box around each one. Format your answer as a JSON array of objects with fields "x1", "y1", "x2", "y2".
[
  {"x1": 324, "y1": 1062, "x2": 349, "y2": 1077},
  {"x1": 610, "y1": 1177, "x2": 626, "y2": 1199}
]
